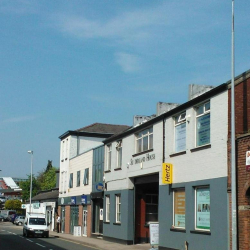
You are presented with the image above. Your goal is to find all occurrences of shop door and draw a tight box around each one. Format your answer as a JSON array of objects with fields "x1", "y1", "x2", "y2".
[
  {"x1": 83, "y1": 210, "x2": 87, "y2": 236},
  {"x1": 70, "y1": 206, "x2": 79, "y2": 234},
  {"x1": 61, "y1": 207, "x2": 65, "y2": 233},
  {"x1": 93, "y1": 200, "x2": 103, "y2": 234},
  {"x1": 46, "y1": 207, "x2": 52, "y2": 231}
]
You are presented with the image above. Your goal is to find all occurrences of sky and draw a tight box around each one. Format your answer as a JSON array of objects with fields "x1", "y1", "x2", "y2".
[{"x1": 0, "y1": 0, "x2": 250, "y2": 178}]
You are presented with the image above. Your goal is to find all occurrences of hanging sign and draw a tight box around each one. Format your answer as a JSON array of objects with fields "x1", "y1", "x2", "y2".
[{"x1": 162, "y1": 163, "x2": 173, "y2": 184}]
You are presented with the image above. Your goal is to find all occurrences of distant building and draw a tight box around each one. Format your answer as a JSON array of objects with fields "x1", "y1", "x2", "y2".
[{"x1": 0, "y1": 177, "x2": 22, "y2": 200}]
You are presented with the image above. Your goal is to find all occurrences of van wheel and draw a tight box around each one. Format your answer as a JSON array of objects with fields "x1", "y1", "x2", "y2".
[{"x1": 18, "y1": 222, "x2": 22, "y2": 226}]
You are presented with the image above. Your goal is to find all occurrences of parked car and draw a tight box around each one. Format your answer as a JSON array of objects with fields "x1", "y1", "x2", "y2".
[
  {"x1": 0, "y1": 214, "x2": 7, "y2": 222},
  {"x1": 14, "y1": 215, "x2": 25, "y2": 226},
  {"x1": 0, "y1": 196, "x2": 6, "y2": 203}
]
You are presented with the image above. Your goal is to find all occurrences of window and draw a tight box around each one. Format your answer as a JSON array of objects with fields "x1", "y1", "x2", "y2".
[
  {"x1": 83, "y1": 168, "x2": 89, "y2": 185},
  {"x1": 195, "y1": 187, "x2": 210, "y2": 230},
  {"x1": 174, "y1": 112, "x2": 186, "y2": 152},
  {"x1": 145, "y1": 194, "x2": 158, "y2": 223},
  {"x1": 115, "y1": 194, "x2": 121, "y2": 223},
  {"x1": 173, "y1": 189, "x2": 185, "y2": 228},
  {"x1": 196, "y1": 102, "x2": 210, "y2": 147},
  {"x1": 106, "y1": 196, "x2": 110, "y2": 222},
  {"x1": 69, "y1": 173, "x2": 73, "y2": 188},
  {"x1": 77, "y1": 171, "x2": 80, "y2": 187},
  {"x1": 106, "y1": 145, "x2": 112, "y2": 171},
  {"x1": 136, "y1": 128, "x2": 153, "y2": 153},
  {"x1": 116, "y1": 141, "x2": 122, "y2": 169}
]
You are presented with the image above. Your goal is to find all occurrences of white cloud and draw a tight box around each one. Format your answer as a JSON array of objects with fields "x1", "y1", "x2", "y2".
[
  {"x1": 1, "y1": 115, "x2": 36, "y2": 124},
  {"x1": 115, "y1": 52, "x2": 142, "y2": 73}
]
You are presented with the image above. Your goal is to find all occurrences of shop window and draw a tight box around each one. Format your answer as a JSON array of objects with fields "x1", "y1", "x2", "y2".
[
  {"x1": 116, "y1": 141, "x2": 122, "y2": 169},
  {"x1": 173, "y1": 189, "x2": 185, "y2": 228},
  {"x1": 77, "y1": 171, "x2": 80, "y2": 187},
  {"x1": 195, "y1": 186, "x2": 210, "y2": 230},
  {"x1": 116, "y1": 194, "x2": 121, "y2": 223},
  {"x1": 106, "y1": 144, "x2": 112, "y2": 171},
  {"x1": 174, "y1": 112, "x2": 186, "y2": 152},
  {"x1": 83, "y1": 168, "x2": 89, "y2": 185},
  {"x1": 106, "y1": 195, "x2": 110, "y2": 222},
  {"x1": 69, "y1": 173, "x2": 73, "y2": 188},
  {"x1": 196, "y1": 102, "x2": 210, "y2": 147},
  {"x1": 136, "y1": 127, "x2": 153, "y2": 154},
  {"x1": 145, "y1": 194, "x2": 158, "y2": 223}
]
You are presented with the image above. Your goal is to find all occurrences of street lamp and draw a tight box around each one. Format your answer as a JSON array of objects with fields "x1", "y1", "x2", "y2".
[{"x1": 27, "y1": 150, "x2": 33, "y2": 213}]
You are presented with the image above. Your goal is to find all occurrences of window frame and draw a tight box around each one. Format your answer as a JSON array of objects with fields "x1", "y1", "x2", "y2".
[
  {"x1": 116, "y1": 141, "x2": 122, "y2": 169},
  {"x1": 106, "y1": 144, "x2": 112, "y2": 171},
  {"x1": 196, "y1": 101, "x2": 211, "y2": 147},
  {"x1": 145, "y1": 194, "x2": 158, "y2": 224},
  {"x1": 173, "y1": 189, "x2": 186, "y2": 229},
  {"x1": 76, "y1": 170, "x2": 81, "y2": 187},
  {"x1": 83, "y1": 168, "x2": 89, "y2": 185},
  {"x1": 115, "y1": 194, "x2": 121, "y2": 223},
  {"x1": 135, "y1": 127, "x2": 153, "y2": 154},
  {"x1": 105, "y1": 195, "x2": 110, "y2": 222},
  {"x1": 195, "y1": 186, "x2": 210, "y2": 231},
  {"x1": 69, "y1": 173, "x2": 73, "y2": 188},
  {"x1": 174, "y1": 112, "x2": 186, "y2": 152}
]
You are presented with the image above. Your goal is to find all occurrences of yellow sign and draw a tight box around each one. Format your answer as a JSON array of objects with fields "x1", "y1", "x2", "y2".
[{"x1": 162, "y1": 163, "x2": 173, "y2": 184}]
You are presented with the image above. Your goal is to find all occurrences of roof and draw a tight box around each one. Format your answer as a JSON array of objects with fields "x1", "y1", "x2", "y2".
[
  {"x1": 31, "y1": 189, "x2": 59, "y2": 202},
  {"x1": 1, "y1": 177, "x2": 21, "y2": 190},
  {"x1": 59, "y1": 123, "x2": 130, "y2": 140}
]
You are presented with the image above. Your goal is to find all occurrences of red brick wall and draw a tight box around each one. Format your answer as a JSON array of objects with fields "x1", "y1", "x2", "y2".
[
  {"x1": 65, "y1": 205, "x2": 70, "y2": 234},
  {"x1": 87, "y1": 204, "x2": 92, "y2": 237}
]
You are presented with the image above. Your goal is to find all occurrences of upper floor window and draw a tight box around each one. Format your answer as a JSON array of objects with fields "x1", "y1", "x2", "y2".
[
  {"x1": 116, "y1": 194, "x2": 121, "y2": 223},
  {"x1": 69, "y1": 173, "x2": 73, "y2": 188},
  {"x1": 105, "y1": 195, "x2": 110, "y2": 222},
  {"x1": 174, "y1": 112, "x2": 186, "y2": 152},
  {"x1": 77, "y1": 171, "x2": 80, "y2": 187},
  {"x1": 83, "y1": 168, "x2": 89, "y2": 185},
  {"x1": 196, "y1": 102, "x2": 210, "y2": 147},
  {"x1": 136, "y1": 127, "x2": 153, "y2": 153},
  {"x1": 116, "y1": 141, "x2": 122, "y2": 169},
  {"x1": 106, "y1": 145, "x2": 112, "y2": 171}
]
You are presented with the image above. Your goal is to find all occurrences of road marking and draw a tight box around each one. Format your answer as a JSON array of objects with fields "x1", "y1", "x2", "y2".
[
  {"x1": 26, "y1": 239, "x2": 33, "y2": 242},
  {"x1": 36, "y1": 243, "x2": 46, "y2": 248}
]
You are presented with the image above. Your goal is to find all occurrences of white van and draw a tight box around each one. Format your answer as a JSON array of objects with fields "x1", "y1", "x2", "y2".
[{"x1": 23, "y1": 213, "x2": 49, "y2": 238}]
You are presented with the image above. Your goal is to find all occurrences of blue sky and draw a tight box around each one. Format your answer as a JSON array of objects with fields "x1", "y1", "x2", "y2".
[{"x1": 0, "y1": 0, "x2": 249, "y2": 178}]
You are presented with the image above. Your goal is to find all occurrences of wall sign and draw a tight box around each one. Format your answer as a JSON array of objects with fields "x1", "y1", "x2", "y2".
[
  {"x1": 81, "y1": 195, "x2": 87, "y2": 205},
  {"x1": 96, "y1": 182, "x2": 104, "y2": 191},
  {"x1": 71, "y1": 196, "x2": 76, "y2": 205},
  {"x1": 162, "y1": 163, "x2": 173, "y2": 184},
  {"x1": 130, "y1": 153, "x2": 155, "y2": 165}
]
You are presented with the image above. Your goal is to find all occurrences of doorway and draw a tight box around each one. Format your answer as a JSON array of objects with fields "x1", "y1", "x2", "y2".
[
  {"x1": 83, "y1": 210, "x2": 88, "y2": 236},
  {"x1": 92, "y1": 199, "x2": 103, "y2": 234},
  {"x1": 70, "y1": 206, "x2": 79, "y2": 234},
  {"x1": 61, "y1": 206, "x2": 65, "y2": 233}
]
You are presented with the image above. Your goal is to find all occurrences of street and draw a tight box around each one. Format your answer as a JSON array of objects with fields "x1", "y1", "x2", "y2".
[{"x1": 0, "y1": 222, "x2": 98, "y2": 250}]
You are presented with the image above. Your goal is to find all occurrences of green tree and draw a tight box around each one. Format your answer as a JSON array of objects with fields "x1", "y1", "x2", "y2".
[
  {"x1": 5, "y1": 199, "x2": 22, "y2": 210},
  {"x1": 46, "y1": 160, "x2": 53, "y2": 172},
  {"x1": 39, "y1": 167, "x2": 57, "y2": 191},
  {"x1": 19, "y1": 175, "x2": 41, "y2": 202}
]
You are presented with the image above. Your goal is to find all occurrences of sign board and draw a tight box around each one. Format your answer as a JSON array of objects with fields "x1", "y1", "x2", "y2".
[
  {"x1": 149, "y1": 223, "x2": 159, "y2": 247},
  {"x1": 246, "y1": 151, "x2": 250, "y2": 171},
  {"x1": 162, "y1": 163, "x2": 173, "y2": 184},
  {"x1": 81, "y1": 195, "x2": 87, "y2": 205},
  {"x1": 33, "y1": 202, "x2": 40, "y2": 209},
  {"x1": 71, "y1": 196, "x2": 76, "y2": 205},
  {"x1": 96, "y1": 182, "x2": 104, "y2": 191}
]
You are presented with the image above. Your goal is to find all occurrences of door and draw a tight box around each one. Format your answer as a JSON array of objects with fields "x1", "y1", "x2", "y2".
[
  {"x1": 61, "y1": 207, "x2": 65, "y2": 233},
  {"x1": 70, "y1": 206, "x2": 79, "y2": 234},
  {"x1": 83, "y1": 210, "x2": 87, "y2": 236}
]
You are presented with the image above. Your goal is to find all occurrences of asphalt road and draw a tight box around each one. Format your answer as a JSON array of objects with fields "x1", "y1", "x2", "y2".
[{"x1": 0, "y1": 222, "x2": 96, "y2": 250}]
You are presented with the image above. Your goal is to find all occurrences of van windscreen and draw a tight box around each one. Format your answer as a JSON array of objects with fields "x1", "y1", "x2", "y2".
[{"x1": 29, "y1": 218, "x2": 46, "y2": 225}]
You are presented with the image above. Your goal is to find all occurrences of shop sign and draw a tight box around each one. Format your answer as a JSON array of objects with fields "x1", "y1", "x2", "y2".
[
  {"x1": 81, "y1": 195, "x2": 87, "y2": 205},
  {"x1": 162, "y1": 163, "x2": 173, "y2": 184},
  {"x1": 96, "y1": 182, "x2": 104, "y2": 191},
  {"x1": 33, "y1": 202, "x2": 40, "y2": 209},
  {"x1": 130, "y1": 153, "x2": 155, "y2": 165},
  {"x1": 246, "y1": 151, "x2": 250, "y2": 171},
  {"x1": 71, "y1": 196, "x2": 76, "y2": 205},
  {"x1": 149, "y1": 223, "x2": 159, "y2": 247}
]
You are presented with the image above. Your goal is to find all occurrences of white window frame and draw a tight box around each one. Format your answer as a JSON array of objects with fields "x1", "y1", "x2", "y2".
[
  {"x1": 106, "y1": 145, "x2": 112, "y2": 171},
  {"x1": 173, "y1": 189, "x2": 185, "y2": 229},
  {"x1": 116, "y1": 141, "x2": 122, "y2": 169},
  {"x1": 83, "y1": 168, "x2": 89, "y2": 185},
  {"x1": 195, "y1": 186, "x2": 210, "y2": 231},
  {"x1": 135, "y1": 127, "x2": 153, "y2": 153},
  {"x1": 106, "y1": 196, "x2": 110, "y2": 222},
  {"x1": 174, "y1": 112, "x2": 186, "y2": 152},
  {"x1": 76, "y1": 170, "x2": 81, "y2": 187},
  {"x1": 115, "y1": 194, "x2": 121, "y2": 223},
  {"x1": 196, "y1": 101, "x2": 210, "y2": 147},
  {"x1": 69, "y1": 173, "x2": 73, "y2": 188}
]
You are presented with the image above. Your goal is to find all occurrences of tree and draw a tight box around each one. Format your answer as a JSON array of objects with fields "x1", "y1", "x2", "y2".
[
  {"x1": 19, "y1": 175, "x2": 41, "y2": 202},
  {"x1": 5, "y1": 199, "x2": 22, "y2": 211},
  {"x1": 46, "y1": 160, "x2": 53, "y2": 172},
  {"x1": 39, "y1": 167, "x2": 57, "y2": 191}
]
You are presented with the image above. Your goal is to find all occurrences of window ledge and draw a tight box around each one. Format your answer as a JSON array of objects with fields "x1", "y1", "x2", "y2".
[
  {"x1": 113, "y1": 222, "x2": 121, "y2": 225},
  {"x1": 170, "y1": 228, "x2": 186, "y2": 233},
  {"x1": 103, "y1": 221, "x2": 110, "y2": 224},
  {"x1": 190, "y1": 230, "x2": 211, "y2": 235},
  {"x1": 132, "y1": 149, "x2": 153, "y2": 157},
  {"x1": 104, "y1": 170, "x2": 111, "y2": 173},
  {"x1": 169, "y1": 151, "x2": 186, "y2": 157},
  {"x1": 114, "y1": 168, "x2": 122, "y2": 171},
  {"x1": 190, "y1": 144, "x2": 211, "y2": 152}
]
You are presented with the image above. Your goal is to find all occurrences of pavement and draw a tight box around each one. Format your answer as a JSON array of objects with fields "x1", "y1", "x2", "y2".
[{"x1": 49, "y1": 231, "x2": 154, "y2": 250}]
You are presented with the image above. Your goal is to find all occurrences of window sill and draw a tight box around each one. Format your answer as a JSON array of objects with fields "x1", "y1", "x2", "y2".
[
  {"x1": 103, "y1": 221, "x2": 110, "y2": 224},
  {"x1": 132, "y1": 149, "x2": 153, "y2": 157},
  {"x1": 114, "y1": 168, "x2": 122, "y2": 171},
  {"x1": 170, "y1": 228, "x2": 186, "y2": 233},
  {"x1": 113, "y1": 222, "x2": 121, "y2": 225},
  {"x1": 190, "y1": 144, "x2": 211, "y2": 152},
  {"x1": 169, "y1": 151, "x2": 186, "y2": 157},
  {"x1": 190, "y1": 230, "x2": 211, "y2": 235},
  {"x1": 104, "y1": 170, "x2": 111, "y2": 173}
]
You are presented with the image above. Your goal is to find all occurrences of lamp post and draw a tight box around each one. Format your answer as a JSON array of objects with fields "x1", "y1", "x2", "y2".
[{"x1": 27, "y1": 150, "x2": 33, "y2": 213}]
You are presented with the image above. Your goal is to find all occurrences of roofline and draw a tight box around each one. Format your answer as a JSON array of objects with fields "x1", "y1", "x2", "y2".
[
  {"x1": 104, "y1": 83, "x2": 228, "y2": 144},
  {"x1": 59, "y1": 130, "x2": 114, "y2": 140}
]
